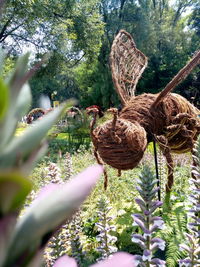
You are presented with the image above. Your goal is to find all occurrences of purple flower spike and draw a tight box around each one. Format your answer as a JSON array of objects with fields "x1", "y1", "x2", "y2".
[
  {"x1": 151, "y1": 238, "x2": 165, "y2": 251},
  {"x1": 135, "y1": 198, "x2": 146, "y2": 211},
  {"x1": 180, "y1": 138, "x2": 200, "y2": 266},
  {"x1": 150, "y1": 218, "x2": 165, "y2": 231},
  {"x1": 142, "y1": 249, "x2": 152, "y2": 261},
  {"x1": 179, "y1": 258, "x2": 192, "y2": 267},
  {"x1": 132, "y1": 255, "x2": 142, "y2": 266},
  {"x1": 149, "y1": 201, "x2": 163, "y2": 213},
  {"x1": 151, "y1": 258, "x2": 166, "y2": 267},
  {"x1": 179, "y1": 244, "x2": 191, "y2": 253},
  {"x1": 132, "y1": 217, "x2": 147, "y2": 232},
  {"x1": 131, "y1": 234, "x2": 145, "y2": 242},
  {"x1": 131, "y1": 234, "x2": 145, "y2": 249},
  {"x1": 131, "y1": 166, "x2": 166, "y2": 266}
]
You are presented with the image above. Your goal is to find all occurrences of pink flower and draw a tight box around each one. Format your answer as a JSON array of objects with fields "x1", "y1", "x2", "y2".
[{"x1": 54, "y1": 252, "x2": 135, "y2": 267}]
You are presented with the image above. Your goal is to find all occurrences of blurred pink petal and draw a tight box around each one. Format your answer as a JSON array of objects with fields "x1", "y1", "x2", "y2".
[
  {"x1": 91, "y1": 252, "x2": 135, "y2": 267},
  {"x1": 33, "y1": 164, "x2": 103, "y2": 206},
  {"x1": 20, "y1": 164, "x2": 104, "y2": 238},
  {"x1": 64, "y1": 164, "x2": 103, "y2": 194},
  {"x1": 33, "y1": 183, "x2": 60, "y2": 203},
  {"x1": 53, "y1": 255, "x2": 77, "y2": 267}
]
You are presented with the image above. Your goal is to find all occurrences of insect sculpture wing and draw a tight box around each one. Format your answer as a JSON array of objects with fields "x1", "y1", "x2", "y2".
[
  {"x1": 152, "y1": 50, "x2": 200, "y2": 107},
  {"x1": 110, "y1": 30, "x2": 148, "y2": 105}
]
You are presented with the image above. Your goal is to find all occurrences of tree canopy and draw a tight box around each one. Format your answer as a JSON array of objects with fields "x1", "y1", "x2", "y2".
[{"x1": 1, "y1": 0, "x2": 200, "y2": 109}]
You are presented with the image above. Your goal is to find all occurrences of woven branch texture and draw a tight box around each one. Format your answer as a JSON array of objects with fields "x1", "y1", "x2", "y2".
[{"x1": 110, "y1": 30, "x2": 147, "y2": 105}]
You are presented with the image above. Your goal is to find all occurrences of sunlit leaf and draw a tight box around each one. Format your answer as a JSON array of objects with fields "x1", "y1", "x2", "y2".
[
  {"x1": 0, "y1": 77, "x2": 9, "y2": 120},
  {"x1": 0, "y1": 173, "x2": 32, "y2": 214}
]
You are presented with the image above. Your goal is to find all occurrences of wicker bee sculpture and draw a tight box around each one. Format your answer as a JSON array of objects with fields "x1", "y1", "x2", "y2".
[{"x1": 90, "y1": 30, "x2": 200, "y2": 192}]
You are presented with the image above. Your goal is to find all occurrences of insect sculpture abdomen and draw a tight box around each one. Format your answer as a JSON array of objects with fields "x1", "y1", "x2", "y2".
[{"x1": 120, "y1": 93, "x2": 200, "y2": 153}]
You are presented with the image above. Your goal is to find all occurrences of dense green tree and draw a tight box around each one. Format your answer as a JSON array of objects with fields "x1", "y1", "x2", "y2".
[
  {"x1": 0, "y1": 0, "x2": 104, "y2": 108},
  {"x1": 30, "y1": 52, "x2": 80, "y2": 108},
  {"x1": 0, "y1": 0, "x2": 104, "y2": 61},
  {"x1": 76, "y1": 0, "x2": 199, "y2": 109},
  {"x1": 2, "y1": 0, "x2": 199, "y2": 109}
]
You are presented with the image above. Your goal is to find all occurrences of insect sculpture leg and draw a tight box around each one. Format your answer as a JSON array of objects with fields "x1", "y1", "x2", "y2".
[
  {"x1": 165, "y1": 112, "x2": 200, "y2": 181},
  {"x1": 153, "y1": 140, "x2": 161, "y2": 201},
  {"x1": 156, "y1": 135, "x2": 174, "y2": 193}
]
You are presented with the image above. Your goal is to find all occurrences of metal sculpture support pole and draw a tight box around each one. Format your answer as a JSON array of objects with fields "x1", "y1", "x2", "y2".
[{"x1": 153, "y1": 140, "x2": 161, "y2": 201}]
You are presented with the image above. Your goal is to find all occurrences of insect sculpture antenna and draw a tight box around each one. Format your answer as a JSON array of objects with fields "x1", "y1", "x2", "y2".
[{"x1": 90, "y1": 29, "x2": 200, "y2": 195}]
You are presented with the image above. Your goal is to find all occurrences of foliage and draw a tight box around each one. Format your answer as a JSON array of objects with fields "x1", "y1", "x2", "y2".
[
  {"x1": 0, "y1": 0, "x2": 104, "y2": 59},
  {"x1": 3, "y1": 0, "x2": 199, "y2": 110},
  {"x1": 26, "y1": 139, "x2": 199, "y2": 266},
  {"x1": 75, "y1": 0, "x2": 200, "y2": 108},
  {"x1": 0, "y1": 51, "x2": 105, "y2": 266}
]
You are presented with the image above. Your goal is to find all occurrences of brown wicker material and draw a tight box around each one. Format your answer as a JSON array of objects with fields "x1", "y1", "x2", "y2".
[
  {"x1": 90, "y1": 29, "x2": 200, "y2": 192},
  {"x1": 92, "y1": 111, "x2": 147, "y2": 170},
  {"x1": 110, "y1": 30, "x2": 148, "y2": 105},
  {"x1": 26, "y1": 108, "x2": 45, "y2": 124}
]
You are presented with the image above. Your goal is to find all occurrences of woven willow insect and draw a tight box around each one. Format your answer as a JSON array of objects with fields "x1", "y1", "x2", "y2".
[{"x1": 89, "y1": 30, "x2": 200, "y2": 192}]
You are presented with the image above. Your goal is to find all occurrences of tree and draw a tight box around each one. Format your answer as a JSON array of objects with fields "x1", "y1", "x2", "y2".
[
  {"x1": 1, "y1": 0, "x2": 104, "y2": 108},
  {"x1": 87, "y1": 0, "x2": 200, "y2": 103},
  {"x1": 30, "y1": 52, "x2": 80, "y2": 108},
  {"x1": 0, "y1": 0, "x2": 104, "y2": 63}
]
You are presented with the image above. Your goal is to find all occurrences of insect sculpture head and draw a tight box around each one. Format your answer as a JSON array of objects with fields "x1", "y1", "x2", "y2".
[{"x1": 91, "y1": 108, "x2": 147, "y2": 170}]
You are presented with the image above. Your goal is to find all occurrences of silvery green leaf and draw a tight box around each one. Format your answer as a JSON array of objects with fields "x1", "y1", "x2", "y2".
[
  {"x1": 15, "y1": 83, "x2": 32, "y2": 119},
  {"x1": 26, "y1": 249, "x2": 43, "y2": 267},
  {"x1": 6, "y1": 54, "x2": 29, "y2": 101},
  {"x1": 0, "y1": 84, "x2": 32, "y2": 149},
  {"x1": 0, "y1": 104, "x2": 66, "y2": 170},
  {"x1": 20, "y1": 140, "x2": 48, "y2": 176}
]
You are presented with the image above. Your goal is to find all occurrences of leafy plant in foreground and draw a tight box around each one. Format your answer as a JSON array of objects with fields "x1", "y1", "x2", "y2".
[
  {"x1": 131, "y1": 166, "x2": 166, "y2": 267},
  {"x1": 0, "y1": 51, "x2": 136, "y2": 267}
]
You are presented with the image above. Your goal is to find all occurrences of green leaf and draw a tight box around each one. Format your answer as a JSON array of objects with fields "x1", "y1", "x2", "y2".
[
  {"x1": 0, "y1": 83, "x2": 32, "y2": 149},
  {"x1": 0, "y1": 77, "x2": 9, "y2": 120},
  {"x1": 15, "y1": 84, "x2": 32, "y2": 119},
  {"x1": 0, "y1": 173, "x2": 32, "y2": 214},
  {"x1": 6, "y1": 53, "x2": 29, "y2": 102},
  {"x1": 0, "y1": 104, "x2": 67, "y2": 170},
  {"x1": 20, "y1": 140, "x2": 48, "y2": 176},
  {"x1": 6, "y1": 165, "x2": 103, "y2": 265}
]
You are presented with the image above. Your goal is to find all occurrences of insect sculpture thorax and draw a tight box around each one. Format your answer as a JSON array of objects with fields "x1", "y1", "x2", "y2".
[{"x1": 90, "y1": 30, "x2": 200, "y2": 192}]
